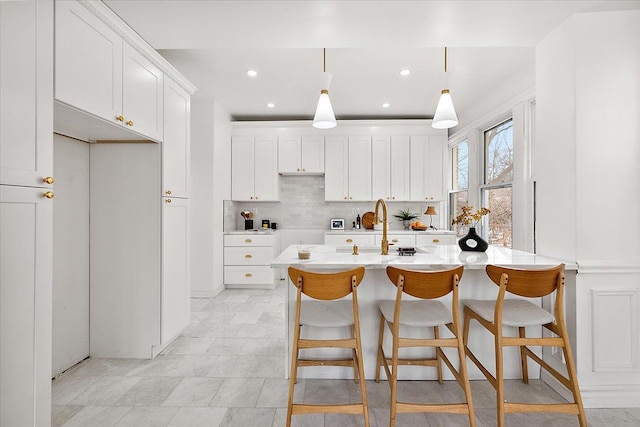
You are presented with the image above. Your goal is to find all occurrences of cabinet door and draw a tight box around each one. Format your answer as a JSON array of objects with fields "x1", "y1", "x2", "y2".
[
  {"x1": 1, "y1": 0, "x2": 53, "y2": 188},
  {"x1": 301, "y1": 136, "x2": 325, "y2": 173},
  {"x1": 161, "y1": 197, "x2": 190, "y2": 344},
  {"x1": 231, "y1": 137, "x2": 255, "y2": 201},
  {"x1": 348, "y1": 136, "x2": 372, "y2": 201},
  {"x1": 122, "y1": 43, "x2": 164, "y2": 141},
  {"x1": 371, "y1": 136, "x2": 390, "y2": 201},
  {"x1": 162, "y1": 78, "x2": 190, "y2": 198},
  {"x1": 278, "y1": 136, "x2": 301, "y2": 173},
  {"x1": 410, "y1": 135, "x2": 446, "y2": 201},
  {"x1": 324, "y1": 136, "x2": 349, "y2": 201},
  {"x1": 1, "y1": 185, "x2": 53, "y2": 427},
  {"x1": 390, "y1": 136, "x2": 410, "y2": 201},
  {"x1": 254, "y1": 136, "x2": 278, "y2": 201},
  {"x1": 54, "y1": 0, "x2": 122, "y2": 126}
]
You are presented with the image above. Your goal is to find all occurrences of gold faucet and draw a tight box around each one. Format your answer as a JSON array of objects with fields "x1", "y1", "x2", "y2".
[{"x1": 374, "y1": 199, "x2": 389, "y2": 255}]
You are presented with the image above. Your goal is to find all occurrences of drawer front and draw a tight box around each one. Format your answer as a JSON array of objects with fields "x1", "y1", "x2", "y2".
[
  {"x1": 324, "y1": 234, "x2": 375, "y2": 246},
  {"x1": 224, "y1": 266, "x2": 274, "y2": 285},
  {"x1": 416, "y1": 234, "x2": 457, "y2": 246},
  {"x1": 224, "y1": 246, "x2": 272, "y2": 265},
  {"x1": 224, "y1": 234, "x2": 274, "y2": 247},
  {"x1": 375, "y1": 234, "x2": 415, "y2": 247}
]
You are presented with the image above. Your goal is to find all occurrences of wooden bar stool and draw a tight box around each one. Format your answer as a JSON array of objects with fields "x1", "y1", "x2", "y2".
[
  {"x1": 375, "y1": 266, "x2": 475, "y2": 427},
  {"x1": 462, "y1": 264, "x2": 586, "y2": 427},
  {"x1": 286, "y1": 266, "x2": 370, "y2": 427}
]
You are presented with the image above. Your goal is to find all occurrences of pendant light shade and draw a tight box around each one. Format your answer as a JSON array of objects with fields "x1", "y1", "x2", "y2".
[
  {"x1": 313, "y1": 89, "x2": 337, "y2": 129},
  {"x1": 432, "y1": 89, "x2": 458, "y2": 129},
  {"x1": 313, "y1": 48, "x2": 337, "y2": 129},
  {"x1": 432, "y1": 47, "x2": 458, "y2": 130}
]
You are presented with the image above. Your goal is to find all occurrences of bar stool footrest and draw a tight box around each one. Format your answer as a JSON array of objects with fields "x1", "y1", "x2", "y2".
[
  {"x1": 396, "y1": 402, "x2": 471, "y2": 414},
  {"x1": 292, "y1": 403, "x2": 366, "y2": 415},
  {"x1": 504, "y1": 402, "x2": 581, "y2": 415}
]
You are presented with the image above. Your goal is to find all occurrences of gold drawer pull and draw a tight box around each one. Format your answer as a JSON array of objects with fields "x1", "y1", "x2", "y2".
[
  {"x1": 165, "y1": 190, "x2": 172, "y2": 195},
  {"x1": 245, "y1": 273, "x2": 252, "y2": 278},
  {"x1": 433, "y1": 239, "x2": 440, "y2": 243},
  {"x1": 346, "y1": 239, "x2": 353, "y2": 243},
  {"x1": 43, "y1": 191, "x2": 54, "y2": 199},
  {"x1": 392, "y1": 239, "x2": 399, "y2": 243},
  {"x1": 245, "y1": 239, "x2": 252, "y2": 243},
  {"x1": 116, "y1": 115, "x2": 124, "y2": 122},
  {"x1": 245, "y1": 254, "x2": 252, "y2": 258},
  {"x1": 165, "y1": 199, "x2": 172, "y2": 203},
  {"x1": 42, "y1": 176, "x2": 54, "y2": 184},
  {"x1": 126, "y1": 120, "x2": 134, "y2": 127}
]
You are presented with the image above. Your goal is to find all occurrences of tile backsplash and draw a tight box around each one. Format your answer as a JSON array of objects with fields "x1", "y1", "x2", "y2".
[{"x1": 224, "y1": 176, "x2": 444, "y2": 231}]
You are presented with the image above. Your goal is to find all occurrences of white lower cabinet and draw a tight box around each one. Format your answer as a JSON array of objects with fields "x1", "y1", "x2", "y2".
[
  {"x1": 324, "y1": 234, "x2": 376, "y2": 246},
  {"x1": 0, "y1": 185, "x2": 53, "y2": 427},
  {"x1": 416, "y1": 233, "x2": 457, "y2": 246},
  {"x1": 224, "y1": 233, "x2": 280, "y2": 289},
  {"x1": 376, "y1": 234, "x2": 415, "y2": 247}
]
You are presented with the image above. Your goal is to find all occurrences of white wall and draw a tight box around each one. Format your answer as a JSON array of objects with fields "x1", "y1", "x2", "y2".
[
  {"x1": 535, "y1": 10, "x2": 640, "y2": 407},
  {"x1": 190, "y1": 95, "x2": 231, "y2": 297},
  {"x1": 52, "y1": 134, "x2": 89, "y2": 376}
]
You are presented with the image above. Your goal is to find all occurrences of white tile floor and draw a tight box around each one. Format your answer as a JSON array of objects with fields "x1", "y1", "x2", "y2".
[{"x1": 52, "y1": 282, "x2": 640, "y2": 426}]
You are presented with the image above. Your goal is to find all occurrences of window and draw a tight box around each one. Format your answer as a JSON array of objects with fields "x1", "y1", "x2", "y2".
[
  {"x1": 450, "y1": 140, "x2": 468, "y2": 236},
  {"x1": 482, "y1": 119, "x2": 513, "y2": 247}
]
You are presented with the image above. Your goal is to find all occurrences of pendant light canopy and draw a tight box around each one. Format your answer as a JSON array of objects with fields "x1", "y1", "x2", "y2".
[
  {"x1": 432, "y1": 47, "x2": 458, "y2": 130},
  {"x1": 313, "y1": 48, "x2": 337, "y2": 129}
]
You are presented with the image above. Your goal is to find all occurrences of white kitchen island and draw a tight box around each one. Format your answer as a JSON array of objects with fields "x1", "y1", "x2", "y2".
[{"x1": 272, "y1": 244, "x2": 577, "y2": 387}]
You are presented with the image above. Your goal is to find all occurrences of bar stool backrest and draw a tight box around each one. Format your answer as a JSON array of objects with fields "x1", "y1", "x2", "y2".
[
  {"x1": 386, "y1": 265, "x2": 464, "y2": 299},
  {"x1": 485, "y1": 264, "x2": 565, "y2": 298},
  {"x1": 288, "y1": 266, "x2": 365, "y2": 300}
]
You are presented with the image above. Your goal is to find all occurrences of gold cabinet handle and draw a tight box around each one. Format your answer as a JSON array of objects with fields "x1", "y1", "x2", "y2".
[
  {"x1": 392, "y1": 239, "x2": 399, "y2": 243},
  {"x1": 245, "y1": 239, "x2": 252, "y2": 243},
  {"x1": 250, "y1": 196, "x2": 253, "y2": 200},
  {"x1": 245, "y1": 254, "x2": 252, "y2": 258},
  {"x1": 346, "y1": 239, "x2": 353, "y2": 243},
  {"x1": 126, "y1": 120, "x2": 134, "y2": 127},
  {"x1": 433, "y1": 239, "x2": 440, "y2": 243},
  {"x1": 116, "y1": 115, "x2": 124, "y2": 122},
  {"x1": 245, "y1": 273, "x2": 252, "y2": 278},
  {"x1": 165, "y1": 190, "x2": 172, "y2": 195},
  {"x1": 302, "y1": 168, "x2": 306, "y2": 172},
  {"x1": 165, "y1": 199, "x2": 172, "y2": 203},
  {"x1": 43, "y1": 191, "x2": 54, "y2": 199},
  {"x1": 297, "y1": 168, "x2": 300, "y2": 171},
  {"x1": 255, "y1": 196, "x2": 258, "y2": 200},
  {"x1": 42, "y1": 176, "x2": 54, "y2": 185}
]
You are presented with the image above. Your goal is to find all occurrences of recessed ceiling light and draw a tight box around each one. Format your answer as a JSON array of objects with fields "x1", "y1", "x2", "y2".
[
  {"x1": 267, "y1": 103, "x2": 275, "y2": 108},
  {"x1": 382, "y1": 103, "x2": 390, "y2": 108},
  {"x1": 247, "y1": 70, "x2": 258, "y2": 77},
  {"x1": 399, "y1": 69, "x2": 411, "y2": 76}
]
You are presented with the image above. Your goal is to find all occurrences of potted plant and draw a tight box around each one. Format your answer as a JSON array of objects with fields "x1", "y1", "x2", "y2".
[{"x1": 394, "y1": 209, "x2": 420, "y2": 230}]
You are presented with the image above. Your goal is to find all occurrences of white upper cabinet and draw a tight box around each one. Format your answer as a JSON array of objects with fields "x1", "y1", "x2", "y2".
[
  {"x1": 325, "y1": 136, "x2": 372, "y2": 201},
  {"x1": 232, "y1": 136, "x2": 278, "y2": 201},
  {"x1": 122, "y1": 43, "x2": 163, "y2": 141},
  {"x1": 372, "y1": 136, "x2": 410, "y2": 201},
  {"x1": 162, "y1": 78, "x2": 190, "y2": 199},
  {"x1": 55, "y1": 0, "x2": 123, "y2": 128},
  {"x1": 0, "y1": 0, "x2": 53, "y2": 188},
  {"x1": 54, "y1": 0, "x2": 184, "y2": 143},
  {"x1": 410, "y1": 135, "x2": 447, "y2": 202},
  {"x1": 278, "y1": 136, "x2": 325, "y2": 174}
]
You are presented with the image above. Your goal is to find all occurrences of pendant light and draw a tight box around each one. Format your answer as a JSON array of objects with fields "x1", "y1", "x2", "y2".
[
  {"x1": 432, "y1": 47, "x2": 458, "y2": 129},
  {"x1": 313, "y1": 48, "x2": 337, "y2": 129}
]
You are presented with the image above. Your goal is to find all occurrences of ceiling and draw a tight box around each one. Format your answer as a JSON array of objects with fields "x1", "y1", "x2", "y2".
[{"x1": 103, "y1": 1, "x2": 640, "y2": 123}]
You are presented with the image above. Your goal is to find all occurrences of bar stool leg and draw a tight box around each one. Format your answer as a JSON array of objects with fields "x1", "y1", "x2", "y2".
[
  {"x1": 390, "y1": 330, "x2": 399, "y2": 427},
  {"x1": 455, "y1": 323, "x2": 476, "y2": 427},
  {"x1": 495, "y1": 332, "x2": 506, "y2": 427},
  {"x1": 375, "y1": 314, "x2": 385, "y2": 382},
  {"x1": 286, "y1": 322, "x2": 301, "y2": 427},
  {"x1": 434, "y1": 325, "x2": 443, "y2": 384},
  {"x1": 561, "y1": 333, "x2": 587, "y2": 427},
  {"x1": 518, "y1": 327, "x2": 529, "y2": 384},
  {"x1": 350, "y1": 325, "x2": 360, "y2": 384},
  {"x1": 354, "y1": 326, "x2": 370, "y2": 427}
]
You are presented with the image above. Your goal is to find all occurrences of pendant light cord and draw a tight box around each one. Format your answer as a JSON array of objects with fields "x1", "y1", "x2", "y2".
[
  {"x1": 444, "y1": 46, "x2": 448, "y2": 73},
  {"x1": 323, "y1": 48, "x2": 327, "y2": 73}
]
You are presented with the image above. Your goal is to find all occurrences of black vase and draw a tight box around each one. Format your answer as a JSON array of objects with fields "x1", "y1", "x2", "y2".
[{"x1": 458, "y1": 227, "x2": 489, "y2": 252}]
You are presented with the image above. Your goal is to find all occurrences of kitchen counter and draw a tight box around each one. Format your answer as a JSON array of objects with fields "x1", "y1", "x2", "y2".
[
  {"x1": 224, "y1": 229, "x2": 277, "y2": 235},
  {"x1": 325, "y1": 229, "x2": 456, "y2": 235},
  {"x1": 272, "y1": 244, "x2": 576, "y2": 382},
  {"x1": 272, "y1": 243, "x2": 576, "y2": 270}
]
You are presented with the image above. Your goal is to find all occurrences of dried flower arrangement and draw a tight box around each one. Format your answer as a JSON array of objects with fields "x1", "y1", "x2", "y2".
[{"x1": 451, "y1": 206, "x2": 491, "y2": 228}]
